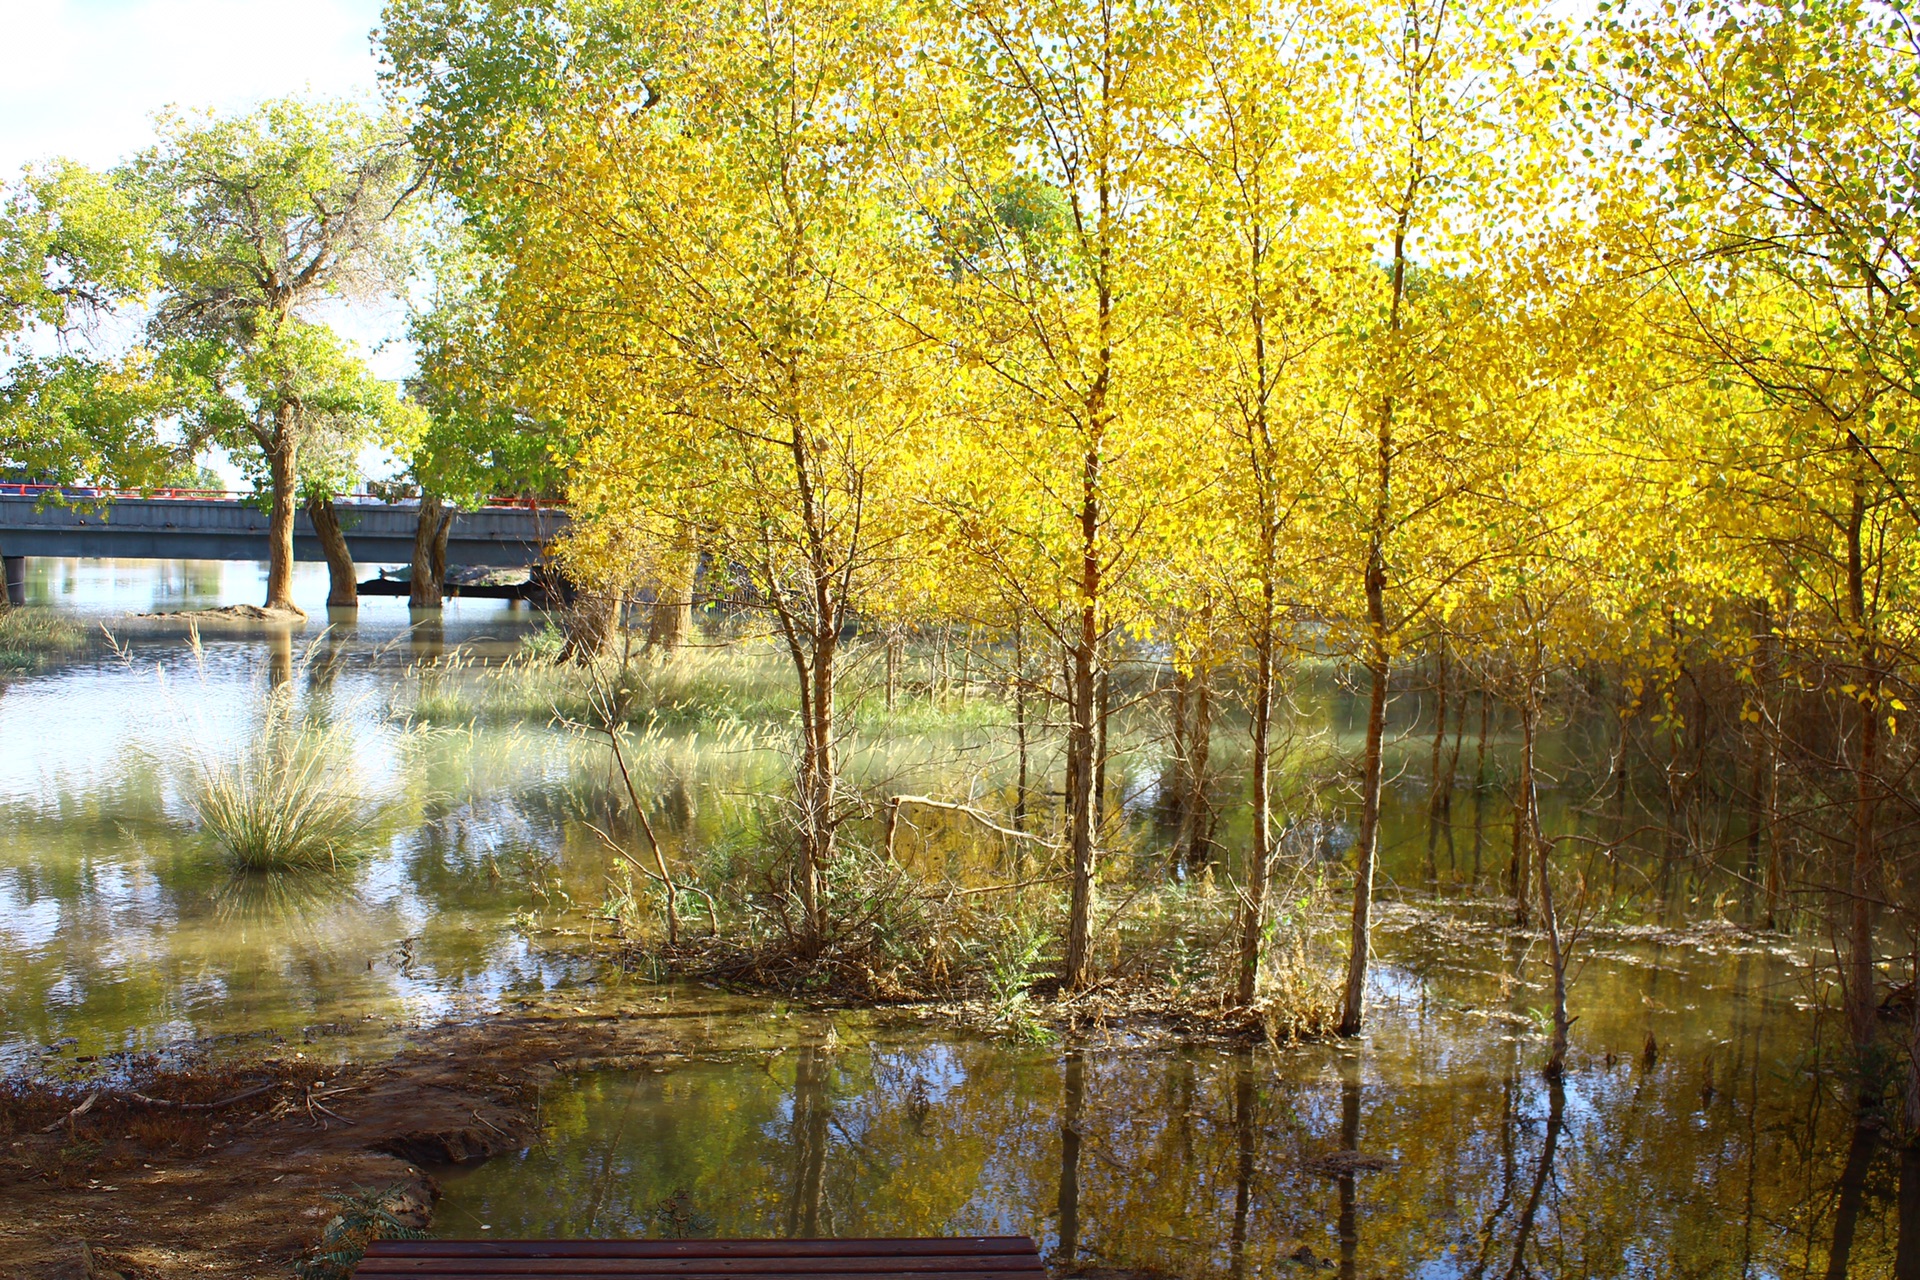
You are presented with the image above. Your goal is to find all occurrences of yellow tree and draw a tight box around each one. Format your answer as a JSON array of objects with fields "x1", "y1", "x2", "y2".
[
  {"x1": 1603, "y1": 0, "x2": 1920, "y2": 1062},
  {"x1": 902, "y1": 0, "x2": 1201, "y2": 989},
  {"x1": 1463, "y1": 290, "x2": 1652, "y2": 1077},
  {"x1": 1322, "y1": 0, "x2": 1569, "y2": 1034},
  {"x1": 477, "y1": 0, "x2": 934, "y2": 950},
  {"x1": 1160, "y1": 0, "x2": 1356, "y2": 1007}
]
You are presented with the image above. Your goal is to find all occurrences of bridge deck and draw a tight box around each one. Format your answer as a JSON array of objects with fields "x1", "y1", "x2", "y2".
[{"x1": 0, "y1": 492, "x2": 567, "y2": 568}]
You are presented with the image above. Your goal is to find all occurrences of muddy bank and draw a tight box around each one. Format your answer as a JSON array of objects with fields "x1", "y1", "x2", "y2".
[{"x1": 0, "y1": 1012, "x2": 691, "y2": 1280}]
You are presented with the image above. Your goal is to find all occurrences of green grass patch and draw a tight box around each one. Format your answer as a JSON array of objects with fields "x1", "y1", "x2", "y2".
[
  {"x1": 0, "y1": 607, "x2": 87, "y2": 673},
  {"x1": 396, "y1": 640, "x2": 1014, "y2": 737}
]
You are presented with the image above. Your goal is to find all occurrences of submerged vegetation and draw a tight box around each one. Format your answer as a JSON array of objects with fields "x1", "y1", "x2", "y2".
[{"x1": 0, "y1": 607, "x2": 86, "y2": 673}]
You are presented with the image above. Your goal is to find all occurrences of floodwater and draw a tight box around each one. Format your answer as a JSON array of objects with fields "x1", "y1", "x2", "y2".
[
  {"x1": 437, "y1": 938, "x2": 1893, "y2": 1275},
  {"x1": 0, "y1": 558, "x2": 1909, "y2": 1274}
]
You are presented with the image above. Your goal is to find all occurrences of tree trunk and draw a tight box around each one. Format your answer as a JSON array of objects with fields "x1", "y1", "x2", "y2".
[
  {"x1": 1236, "y1": 606, "x2": 1277, "y2": 1007},
  {"x1": 794, "y1": 614, "x2": 838, "y2": 948},
  {"x1": 409, "y1": 495, "x2": 452, "y2": 610},
  {"x1": 1062, "y1": 444, "x2": 1102, "y2": 992},
  {"x1": 560, "y1": 592, "x2": 617, "y2": 664},
  {"x1": 305, "y1": 493, "x2": 357, "y2": 609},
  {"x1": 647, "y1": 534, "x2": 697, "y2": 652},
  {"x1": 1184, "y1": 661, "x2": 1212, "y2": 869},
  {"x1": 1013, "y1": 621, "x2": 1030, "y2": 838},
  {"x1": 1899, "y1": 1140, "x2": 1920, "y2": 1280},
  {"x1": 1340, "y1": 203, "x2": 1405, "y2": 1037},
  {"x1": 1744, "y1": 599, "x2": 1780, "y2": 929},
  {"x1": 431, "y1": 506, "x2": 451, "y2": 587},
  {"x1": 1907, "y1": 952, "x2": 1920, "y2": 1141},
  {"x1": 1425, "y1": 644, "x2": 1449, "y2": 886},
  {"x1": 1340, "y1": 644, "x2": 1389, "y2": 1036},
  {"x1": 1845, "y1": 462, "x2": 1882, "y2": 1059},
  {"x1": 1510, "y1": 721, "x2": 1533, "y2": 929},
  {"x1": 886, "y1": 627, "x2": 903, "y2": 712},
  {"x1": 1472, "y1": 689, "x2": 1491, "y2": 882},
  {"x1": 263, "y1": 426, "x2": 302, "y2": 613},
  {"x1": 1170, "y1": 657, "x2": 1214, "y2": 871},
  {"x1": 766, "y1": 417, "x2": 846, "y2": 957},
  {"x1": 1093, "y1": 657, "x2": 1112, "y2": 832},
  {"x1": 1170, "y1": 668, "x2": 1191, "y2": 857},
  {"x1": 1523, "y1": 696, "x2": 1572, "y2": 1078}
]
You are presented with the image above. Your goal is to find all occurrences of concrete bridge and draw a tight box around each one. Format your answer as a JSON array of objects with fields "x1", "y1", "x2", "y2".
[{"x1": 0, "y1": 489, "x2": 568, "y2": 602}]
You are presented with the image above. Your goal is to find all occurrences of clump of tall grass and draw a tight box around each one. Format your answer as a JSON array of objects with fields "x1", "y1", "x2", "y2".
[
  {"x1": 186, "y1": 687, "x2": 378, "y2": 873},
  {"x1": 0, "y1": 607, "x2": 86, "y2": 672}
]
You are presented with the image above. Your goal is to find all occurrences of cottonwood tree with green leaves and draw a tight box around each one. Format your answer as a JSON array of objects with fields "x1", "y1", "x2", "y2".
[
  {"x1": 130, "y1": 99, "x2": 427, "y2": 612},
  {"x1": 403, "y1": 230, "x2": 566, "y2": 609},
  {"x1": 4, "y1": 100, "x2": 427, "y2": 612},
  {"x1": 0, "y1": 163, "x2": 183, "y2": 499}
]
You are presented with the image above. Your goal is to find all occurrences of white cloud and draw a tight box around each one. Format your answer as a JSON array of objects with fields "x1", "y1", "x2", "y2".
[{"x1": 0, "y1": 0, "x2": 388, "y2": 175}]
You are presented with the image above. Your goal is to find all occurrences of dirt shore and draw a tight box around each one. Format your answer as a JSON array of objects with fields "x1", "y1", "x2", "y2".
[{"x1": 0, "y1": 1013, "x2": 686, "y2": 1280}]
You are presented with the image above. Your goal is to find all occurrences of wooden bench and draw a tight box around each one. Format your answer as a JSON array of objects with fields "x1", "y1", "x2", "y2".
[{"x1": 357, "y1": 1237, "x2": 1046, "y2": 1279}]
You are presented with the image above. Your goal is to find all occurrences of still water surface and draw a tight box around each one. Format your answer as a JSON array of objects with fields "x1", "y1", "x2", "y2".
[
  {"x1": 0, "y1": 559, "x2": 1907, "y2": 1274},
  {"x1": 439, "y1": 943, "x2": 1884, "y2": 1275}
]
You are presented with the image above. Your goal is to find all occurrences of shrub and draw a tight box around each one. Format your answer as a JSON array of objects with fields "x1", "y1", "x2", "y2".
[{"x1": 187, "y1": 688, "x2": 378, "y2": 873}]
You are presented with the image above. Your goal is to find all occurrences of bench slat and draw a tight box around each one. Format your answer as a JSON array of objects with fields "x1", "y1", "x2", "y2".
[
  {"x1": 364, "y1": 1240, "x2": 1037, "y2": 1260},
  {"x1": 356, "y1": 1257, "x2": 1042, "y2": 1272},
  {"x1": 357, "y1": 1273, "x2": 1042, "y2": 1279},
  {"x1": 356, "y1": 1235, "x2": 1044, "y2": 1278},
  {"x1": 357, "y1": 1257, "x2": 1041, "y2": 1269},
  {"x1": 353, "y1": 1267, "x2": 1044, "y2": 1276}
]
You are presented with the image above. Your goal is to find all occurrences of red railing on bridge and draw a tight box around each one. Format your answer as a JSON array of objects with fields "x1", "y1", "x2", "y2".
[{"x1": 0, "y1": 484, "x2": 559, "y2": 510}]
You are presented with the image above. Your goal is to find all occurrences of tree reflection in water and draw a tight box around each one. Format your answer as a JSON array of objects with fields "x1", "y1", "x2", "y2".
[
  {"x1": 787, "y1": 1043, "x2": 831, "y2": 1239},
  {"x1": 1337, "y1": 1053, "x2": 1359, "y2": 1280},
  {"x1": 437, "y1": 1007, "x2": 1908, "y2": 1276},
  {"x1": 1056, "y1": 1047, "x2": 1085, "y2": 1267}
]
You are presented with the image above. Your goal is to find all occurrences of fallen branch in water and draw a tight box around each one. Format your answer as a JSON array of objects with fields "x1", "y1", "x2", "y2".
[
  {"x1": 126, "y1": 1081, "x2": 281, "y2": 1112},
  {"x1": 587, "y1": 822, "x2": 722, "y2": 939},
  {"x1": 41, "y1": 1090, "x2": 100, "y2": 1133},
  {"x1": 883, "y1": 795, "x2": 1059, "y2": 864},
  {"x1": 947, "y1": 873, "x2": 1072, "y2": 897}
]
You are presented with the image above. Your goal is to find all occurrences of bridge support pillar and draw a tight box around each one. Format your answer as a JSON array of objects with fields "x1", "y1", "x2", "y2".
[{"x1": 3, "y1": 556, "x2": 23, "y2": 606}]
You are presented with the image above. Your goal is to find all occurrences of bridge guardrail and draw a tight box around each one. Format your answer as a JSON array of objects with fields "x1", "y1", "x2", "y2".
[{"x1": 0, "y1": 484, "x2": 562, "y2": 511}]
